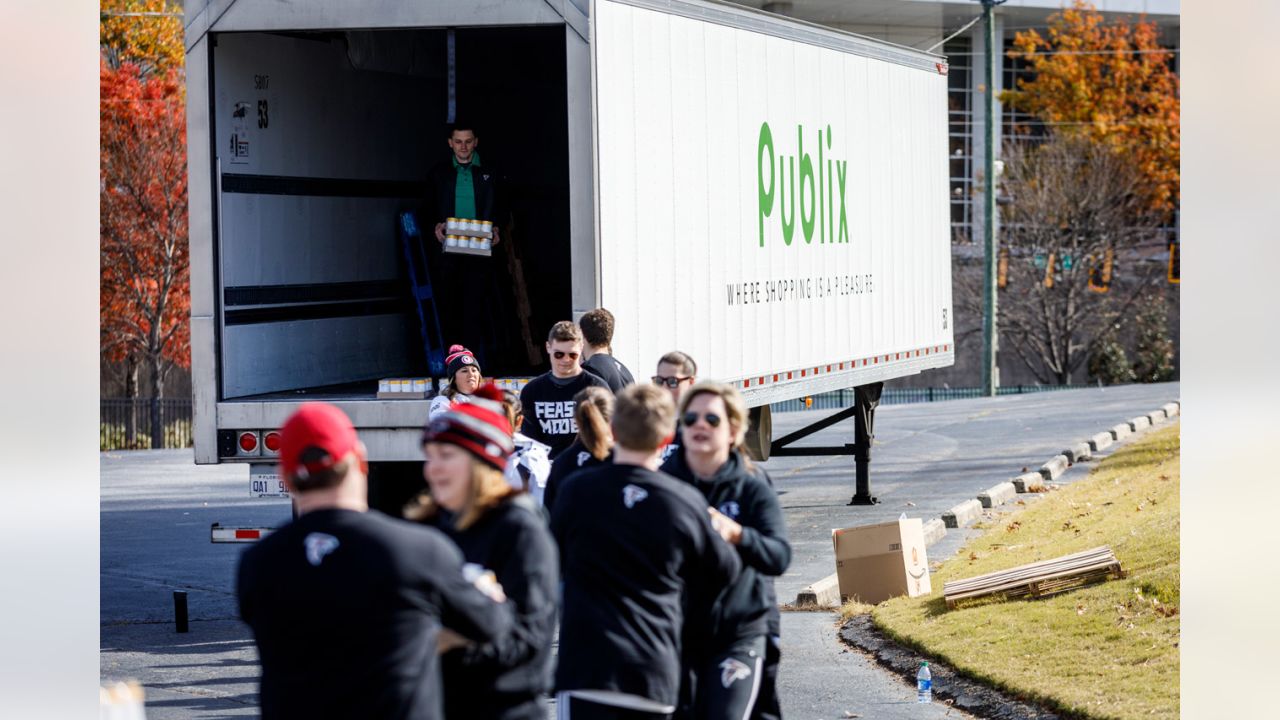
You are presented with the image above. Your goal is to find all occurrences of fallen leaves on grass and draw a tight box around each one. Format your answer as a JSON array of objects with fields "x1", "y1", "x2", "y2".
[{"x1": 1006, "y1": 520, "x2": 1022, "y2": 533}]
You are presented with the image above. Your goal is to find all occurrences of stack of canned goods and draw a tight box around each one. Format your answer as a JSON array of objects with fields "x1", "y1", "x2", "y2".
[{"x1": 443, "y1": 217, "x2": 494, "y2": 255}]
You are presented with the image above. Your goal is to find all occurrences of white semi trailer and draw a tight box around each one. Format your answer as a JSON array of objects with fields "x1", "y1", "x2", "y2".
[{"x1": 185, "y1": 0, "x2": 953, "y2": 510}]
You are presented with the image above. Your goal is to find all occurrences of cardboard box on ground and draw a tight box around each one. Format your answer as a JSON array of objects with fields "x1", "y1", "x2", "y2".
[{"x1": 832, "y1": 518, "x2": 932, "y2": 605}]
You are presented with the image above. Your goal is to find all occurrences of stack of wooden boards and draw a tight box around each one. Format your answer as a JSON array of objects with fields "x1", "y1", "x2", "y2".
[{"x1": 943, "y1": 546, "x2": 1124, "y2": 609}]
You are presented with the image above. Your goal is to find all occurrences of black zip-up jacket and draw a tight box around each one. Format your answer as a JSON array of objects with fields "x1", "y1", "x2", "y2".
[
  {"x1": 425, "y1": 495, "x2": 559, "y2": 720},
  {"x1": 237, "y1": 509, "x2": 514, "y2": 720},
  {"x1": 662, "y1": 448, "x2": 791, "y2": 648},
  {"x1": 543, "y1": 439, "x2": 612, "y2": 513},
  {"x1": 550, "y1": 463, "x2": 742, "y2": 706}
]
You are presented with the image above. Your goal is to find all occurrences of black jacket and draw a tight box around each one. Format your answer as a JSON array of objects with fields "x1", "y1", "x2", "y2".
[
  {"x1": 662, "y1": 448, "x2": 791, "y2": 648},
  {"x1": 518, "y1": 371, "x2": 611, "y2": 459},
  {"x1": 543, "y1": 439, "x2": 612, "y2": 513},
  {"x1": 582, "y1": 353, "x2": 636, "y2": 394},
  {"x1": 426, "y1": 495, "x2": 559, "y2": 720},
  {"x1": 550, "y1": 464, "x2": 742, "y2": 706},
  {"x1": 237, "y1": 509, "x2": 513, "y2": 720},
  {"x1": 426, "y1": 157, "x2": 503, "y2": 225}
]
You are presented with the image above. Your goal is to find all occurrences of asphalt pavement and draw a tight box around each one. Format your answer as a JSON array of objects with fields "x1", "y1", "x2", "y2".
[{"x1": 100, "y1": 381, "x2": 1178, "y2": 718}]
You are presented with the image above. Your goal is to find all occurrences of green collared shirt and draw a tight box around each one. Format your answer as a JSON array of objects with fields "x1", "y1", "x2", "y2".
[{"x1": 452, "y1": 151, "x2": 482, "y2": 220}]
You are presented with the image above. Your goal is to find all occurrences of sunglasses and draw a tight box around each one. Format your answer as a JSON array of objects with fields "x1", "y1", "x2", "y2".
[
  {"x1": 553, "y1": 351, "x2": 580, "y2": 360},
  {"x1": 652, "y1": 375, "x2": 692, "y2": 388},
  {"x1": 682, "y1": 411, "x2": 722, "y2": 428}
]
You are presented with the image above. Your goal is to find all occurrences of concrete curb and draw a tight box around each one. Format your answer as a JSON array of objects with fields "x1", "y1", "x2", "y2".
[
  {"x1": 1089, "y1": 431, "x2": 1114, "y2": 453},
  {"x1": 942, "y1": 499, "x2": 982, "y2": 529},
  {"x1": 1012, "y1": 472, "x2": 1045, "y2": 493},
  {"x1": 978, "y1": 481, "x2": 1017, "y2": 509},
  {"x1": 923, "y1": 518, "x2": 947, "y2": 547},
  {"x1": 794, "y1": 573, "x2": 841, "y2": 608},
  {"x1": 1162, "y1": 401, "x2": 1180, "y2": 418},
  {"x1": 1111, "y1": 423, "x2": 1132, "y2": 441},
  {"x1": 1040, "y1": 454, "x2": 1070, "y2": 481},
  {"x1": 1063, "y1": 442, "x2": 1092, "y2": 464},
  {"x1": 1129, "y1": 415, "x2": 1151, "y2": 432}
]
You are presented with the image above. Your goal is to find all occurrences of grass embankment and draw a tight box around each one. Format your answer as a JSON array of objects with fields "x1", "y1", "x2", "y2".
[{"x1": 870, "y1": 425, "x2": 1180, "y2": 719}]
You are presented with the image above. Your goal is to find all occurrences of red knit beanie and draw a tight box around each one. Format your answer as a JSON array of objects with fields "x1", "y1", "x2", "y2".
[
  {"x1": 422, "y1": 383, "x2": 513, "y2": 470},
  {"x1": 445, "y1": 344, "x2": 481, "y2": 382}
]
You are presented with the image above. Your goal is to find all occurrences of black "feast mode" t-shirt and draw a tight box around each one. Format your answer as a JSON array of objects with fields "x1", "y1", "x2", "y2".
[{"x1": 518, "y1": 371, "x2": 609, "y2": 459}]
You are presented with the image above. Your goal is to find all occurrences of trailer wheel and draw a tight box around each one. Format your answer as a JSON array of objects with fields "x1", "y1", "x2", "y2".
[{"x1": 743, "y1": 405, "x2": 772, "y2": 462}]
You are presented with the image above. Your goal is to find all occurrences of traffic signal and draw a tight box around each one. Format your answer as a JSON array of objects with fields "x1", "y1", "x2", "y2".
[
  {"x1": 997, "y1": 247, "x2": 1009, "y2": 289},
  {"x1": 1168, "y1": 241, "x2": 1180, "y2": 284},
  {"x1": 1088, "y1": 248, "x2": 1113, "y2": 293},
  {"x1": 1044, "y1": 251, "x2": 1056, "y2": 288}
]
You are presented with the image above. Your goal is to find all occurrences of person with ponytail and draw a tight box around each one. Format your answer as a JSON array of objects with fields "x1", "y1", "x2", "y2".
[
  {"x1": 429, "y1": 345, "x2": 484, "y2": 420},
  {"x1": 500, "y1": 390, "x2": 552, "y2": 505},
  {"x1": 661, "y1": 382, "x2": 791, "y2": 720},
  {"x1": 542, "y1": 385, "x2": 614, "y2": 513},
  {"x1": 408, "y1": 383, "x2": 559, "y2": 720}
]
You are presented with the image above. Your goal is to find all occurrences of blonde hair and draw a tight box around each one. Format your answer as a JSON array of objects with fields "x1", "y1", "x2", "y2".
[
  {"x1": 405, "y1": 455, "x2": 517, "y2": 530},
  {"x1": 547, "y1": 320, "x2": 583, "y2": 344},
  {"x1": 611, "y1": 384, "x2": 676, "y2": 452},
  {"x1": 574, "y1": 386, "x2": 614, "y2": 460},
  {"x1": 679, "y1": 381, "x2": 751, "y2": 455},
  {"x1": 657, "y1": 350, "x2": 697, "y2": 376}
]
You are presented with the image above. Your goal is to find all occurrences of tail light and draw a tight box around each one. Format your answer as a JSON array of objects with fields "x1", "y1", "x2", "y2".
[
  {"x1": 237, "y1": 431, "x2": 260, "y2": 456},
  {"x1": 262, "y1": 431, "x2": 282, "y2": 455}
]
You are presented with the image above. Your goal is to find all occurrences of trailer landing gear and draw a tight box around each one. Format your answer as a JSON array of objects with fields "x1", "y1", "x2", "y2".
[
  {"x1": 761, "y1": 382, "x2": 884, "y2": 505},
  {"x1": 849, "y1": 383, "x2": 883, "y2": 506}
]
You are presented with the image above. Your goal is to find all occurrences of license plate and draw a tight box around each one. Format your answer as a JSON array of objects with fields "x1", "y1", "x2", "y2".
[{"x1": 250, "y1": 464, "x2": 289, "y2": 498}]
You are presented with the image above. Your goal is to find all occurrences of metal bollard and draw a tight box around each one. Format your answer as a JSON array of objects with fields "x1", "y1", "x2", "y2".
[{"x1": 174, "y1": 591, "x2": 189, "y2": 633}]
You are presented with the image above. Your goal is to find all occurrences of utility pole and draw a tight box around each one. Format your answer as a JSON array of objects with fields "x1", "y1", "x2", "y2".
[{"x1": 980, "y1": 0, "x2": 1005, "y2": 397}]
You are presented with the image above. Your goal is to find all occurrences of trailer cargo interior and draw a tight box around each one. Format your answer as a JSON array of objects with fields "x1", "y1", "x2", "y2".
[{"x1": 211, "y1": 27, "x2": 573, "y2": 401}]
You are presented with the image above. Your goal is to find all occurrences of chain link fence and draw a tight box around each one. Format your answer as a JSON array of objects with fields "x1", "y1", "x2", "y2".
[
  {"x1": 101, "y1": 398, "x2": 193, "y2": 450},
  {"x1": 769, "y1": 384, "x2": 1093, "y2": 413}
]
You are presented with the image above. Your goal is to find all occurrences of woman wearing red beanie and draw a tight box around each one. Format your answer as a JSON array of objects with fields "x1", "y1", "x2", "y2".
[
  {"x1": 429, "y1": 345, "x2": 484, "y2": 420},
  {"x1": 408, "y1": 383, "x2": 559, "y2": 720}
]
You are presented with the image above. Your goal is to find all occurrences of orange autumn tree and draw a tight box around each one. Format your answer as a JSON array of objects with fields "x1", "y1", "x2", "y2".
[
  {"x1": 100, "y1": 0, "x2": 184, "y2": 76},
  {"x1": 1001, "y1": 1, "x2": 1179, "y2": 218},
  {"x1": 101, "y1": 59, "x2": 189, "y2": 443}
]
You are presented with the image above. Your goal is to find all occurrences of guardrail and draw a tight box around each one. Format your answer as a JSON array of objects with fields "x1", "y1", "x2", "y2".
[
  {"x1": 769, "y1": 384, "x2": 1093, "y2": 413},
  {"x1": 101, "y1": 398, "x2": 193, "y2": 450}
]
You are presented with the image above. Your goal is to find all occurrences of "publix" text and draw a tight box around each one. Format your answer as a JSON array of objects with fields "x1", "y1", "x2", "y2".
[{"x1": 757, "y1": 121, "x2": 849, "y2": 248}]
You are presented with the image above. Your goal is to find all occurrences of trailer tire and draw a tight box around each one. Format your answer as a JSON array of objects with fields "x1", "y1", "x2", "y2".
[{"x1": 743, "y1": 405, "x2": 772, "y2": 462}]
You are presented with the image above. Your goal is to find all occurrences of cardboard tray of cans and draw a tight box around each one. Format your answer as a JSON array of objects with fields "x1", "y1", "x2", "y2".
[
  {"x1": 444, "y1": 217, "x2": 494, "y2": 257},
  {"x1": 376, "y1": 378, "x2": 432, "y2": 400}
]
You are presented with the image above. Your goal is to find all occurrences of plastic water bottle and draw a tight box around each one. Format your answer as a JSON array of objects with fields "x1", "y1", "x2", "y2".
[{"x1": 916, "y1": 661, "x2": 932, "y2": 703}]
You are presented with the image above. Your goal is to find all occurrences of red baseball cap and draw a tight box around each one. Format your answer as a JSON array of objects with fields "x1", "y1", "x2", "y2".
[{"x1": 279, "y1": 402, "x2": 360, "y2": 480}]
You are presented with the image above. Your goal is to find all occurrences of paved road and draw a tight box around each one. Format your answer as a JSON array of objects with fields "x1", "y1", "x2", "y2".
[{"x1": 101, "y1": 382, "x2": 1178, "y2": 718}]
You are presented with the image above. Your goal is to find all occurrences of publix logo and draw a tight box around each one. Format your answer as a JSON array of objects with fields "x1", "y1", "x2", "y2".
[{"x1": 757, "y1": 122, "x2": 849, "y2": 248}]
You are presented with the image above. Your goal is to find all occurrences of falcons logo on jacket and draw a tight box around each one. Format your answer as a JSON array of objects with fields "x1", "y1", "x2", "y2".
[
  {"x1": 622, "y1": 484, "x2": 648, "y2": 509},
  {"x1": 304, "y1": 533, "x2": 340, "y2": 567},
  {"x1": 719, "y1": 658, "x2": 752, "y2": 688}
]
